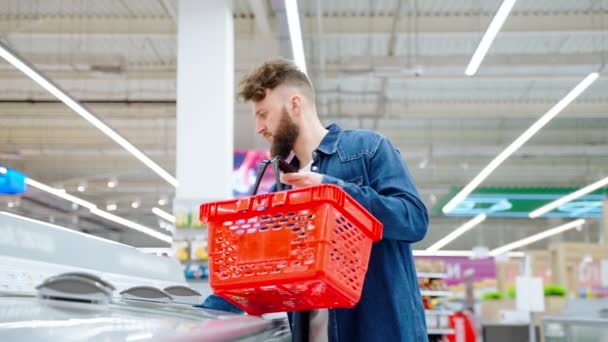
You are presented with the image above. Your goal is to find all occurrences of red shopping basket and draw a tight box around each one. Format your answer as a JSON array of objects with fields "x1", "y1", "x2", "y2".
[{"x1": 199, "y1": 182, "x2": 382, "y2": 315}]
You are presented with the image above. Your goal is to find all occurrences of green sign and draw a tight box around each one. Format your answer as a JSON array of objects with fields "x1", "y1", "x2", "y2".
[{"x1": 435, "y1": 187, "x2": 606, "y2": 218}]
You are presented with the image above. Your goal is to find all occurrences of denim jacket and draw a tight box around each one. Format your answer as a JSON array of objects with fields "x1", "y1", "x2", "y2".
[{"x1": 200, "y1": 123, "x2": 429, "y2": 341}]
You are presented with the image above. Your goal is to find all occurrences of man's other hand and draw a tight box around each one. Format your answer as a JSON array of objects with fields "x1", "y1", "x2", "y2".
[{"x1": 280, "y1": 172, "x2": 323, "y2": 188}]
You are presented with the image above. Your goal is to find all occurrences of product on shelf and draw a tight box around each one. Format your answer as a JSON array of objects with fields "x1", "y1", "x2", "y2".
[
  {"x1": 415, "y1": 259, "x2": 445, "y2": 274},
  {"x1": 191, "y1": 214, "x2": 205, "y2": 228},
  {"x1": 423, "y1": 297, "x2": 436, "y2": 310},
  {"x1": 173, "y1": 241, "x2": 190, "y2": 262},
  {"x1": 175, "y1": 212, "x2": 190, "y2": 228},
  {"x1": 419, "y1": 278, "x2": 448, "y2": 292},
  {"x1": 191, "y1": 239, "x2": 209, "y2": 261},
  {"x1": 185, "y1": 263, "x2": 209, "y2": 280}
]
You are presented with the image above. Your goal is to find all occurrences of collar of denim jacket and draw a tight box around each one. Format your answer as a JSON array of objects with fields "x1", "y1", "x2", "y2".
[{"x1": 315, "y1": 123, "x2": 342, "y2": 155}]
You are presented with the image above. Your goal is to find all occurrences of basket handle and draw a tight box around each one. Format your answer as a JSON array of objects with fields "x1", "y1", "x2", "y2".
[{"x1": 250, "y1": 156, "x2": 289, "y2": 195}]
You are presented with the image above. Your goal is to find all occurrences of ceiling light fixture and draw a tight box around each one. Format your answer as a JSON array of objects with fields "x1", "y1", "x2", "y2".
[
  {"x1": 25, "y1": 178, "x2": 97, "y2": 210},
  {"x1": 465, "y1": 0, "x2": 518, "y2": 76},
  {"x1": 413, "y1": 250, "x2": 524, "y2": 258},
  {"x1": 418, "y1": 159, "x2": 429, "y2": 169},
  {"x1": 285, "y1": 0, "x2": 307, "y2": 74},
  {"x1": 489, "y1": 219, "x2": 585, "y2": 256},
  {"x1": 425, "y1": 214, "x2": 487, "y2": 253},
  {"x1": 23, "y1": 176, "x2": 170, "y2": 243},
  {"x1": 131, "y1": 200, "x2": 141, "y2": 209},
  {"x1": 152, "y1": 207, "x2": 176, "y2": 224},
  {"x1": 76, "y1": 181, "x2": 87, "y2": 192},
  {"x1": 529, "y1": 176, "x2": 608, "y2": 218},
  {"x1": 443, "y1": 72, "x2": 599, "y2": 214},
  {"x1": 90, "y1": 208, "x2": 172, "y2": 244},
  {"x1": 107, "y1": 178, "x2": 118, "y2": 189},
  {"x1": 0, "y1": 42, "x2": 177, "y2": 188}
]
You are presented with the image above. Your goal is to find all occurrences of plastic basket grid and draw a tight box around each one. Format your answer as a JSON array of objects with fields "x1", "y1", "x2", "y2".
[{"x1": 199, "y1": 184, "x2": 382, "y2": 315}]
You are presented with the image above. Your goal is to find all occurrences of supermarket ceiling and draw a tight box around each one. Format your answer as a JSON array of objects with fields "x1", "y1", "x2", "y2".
[{"x1": 0, "y1": 0, "x2": 607, "y2": 249}]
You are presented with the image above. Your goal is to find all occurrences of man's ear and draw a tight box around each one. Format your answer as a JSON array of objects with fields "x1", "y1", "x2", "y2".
[{"x1": 290, "y1": 95, "x2": 302, "y2": 117}]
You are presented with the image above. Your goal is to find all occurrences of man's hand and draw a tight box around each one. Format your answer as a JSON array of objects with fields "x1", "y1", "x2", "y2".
[{"x1": 280, "y1": 172, "x2": 323, "y2": 188}]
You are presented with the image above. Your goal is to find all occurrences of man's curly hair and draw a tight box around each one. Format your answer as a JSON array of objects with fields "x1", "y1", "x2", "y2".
[{"x1": 238, "y1": 58, "x2": 314, "y2": 102}]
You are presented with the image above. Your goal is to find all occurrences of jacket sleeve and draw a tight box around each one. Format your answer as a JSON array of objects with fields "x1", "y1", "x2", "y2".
[
  {"x1": 196, "y1": 294, "x2": 245, "y2": 314},
  {"x1": 321, "y1": 137, "x2": 429, "y2": 242}
]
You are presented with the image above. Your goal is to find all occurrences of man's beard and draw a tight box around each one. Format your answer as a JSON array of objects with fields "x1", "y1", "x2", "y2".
[{"x1": 270, "y1": 107, "x2": 299, "y2": 159}]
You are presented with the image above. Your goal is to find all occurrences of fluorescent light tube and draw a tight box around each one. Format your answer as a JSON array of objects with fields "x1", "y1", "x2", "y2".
[
  {"x1": 24, "y1": 176, "x2": 170, "y2": 243},
  {"x1": 91, "y1": 208, "x2": 172, "y2": 244},
  {"x1": 465, "y1": 0, "x2": 518, "y2": 76},
  {"x1": 137, "y1": 247, "x2": 173, "y2": 255},
  {"x1": 152, "y1": 207, "x2": 176, "y2": 223},
  {"x1": 530, "y1": 176, "x2": 608, "y2": 218},
  {"x1": 489, "y1": 219, "x2": 585, "y2": 256},
  {"x1": 285, "y1": 0, "x2": 307, "y2": 74},
  {"x1": 413, "y1": 250, "x2": 524, "y2": 258},
  {"x1": 0, "y1": 211, "x2": 129, "y2": 246},
  {"x1": 414, "y1": 250, "x2": 473, "y2": 257},
  {"x1": 25, "y1": 177, "x2": 97, "y2": 210},
  {"x1": 0, "y1": 42, "x2": 178, "y2": 188},
  {"x1": 425, "y1": 214, "x2": 487, "y2": 252},
  {"x1": 443, "y1": 72, "x2": 599, "y2": 214}
]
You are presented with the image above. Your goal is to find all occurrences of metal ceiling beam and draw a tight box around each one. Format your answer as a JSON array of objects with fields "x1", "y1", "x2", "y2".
[
  {"x1": 0, "y1": 148, "x2": 175, "y2": 157},
  {"x1": 5, "y1": 100, "x2": 608, "y2": 120},
  {"x1": 270, "y1": 0, "x2": 294, "y2": 58},
  {"x1": 313, "y1": 0, "x2": 326, "y2": 112},
  {"x1": 374, "y1": 0, "x2": 404, "y2": 125},
  {"x1": 17, "y1": 195, "x2": 121, "y2": 233},
  {"x1": 158, "y1": 0, "x2": 177, "y2": 24},
  {"x1": 2, "y1": 13, "x2": 606, "y2": 36},
  {"x1": 9, "y1": 160, "x2": 602, "y2": 189},
  {"x1": 247, "y1": 0, "x2": 273, "y2": 37},
  {"x1": 336, "y1": 53, "x2": 608, "y2": 71},
  {"x1": 5, "y1": 115, "x2": 607, "y2": 143},
  {"x1": 302, "y1": 101, "x2": 608, "y2": 118},
  {"x1": 5, "y1": 143, "x2": 608, "y2": 159},
  {"x1": 318, "y1": 13, "x2": 608, "y2": 35},
  {"x1": 0, "y1": 18, "x2": 177, "y2": 36},
  {"x1": 1, "y1": 53, "x2": 604, "y2": 81}
]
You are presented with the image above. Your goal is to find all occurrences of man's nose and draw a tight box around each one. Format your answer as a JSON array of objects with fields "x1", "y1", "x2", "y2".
[{"x1": 255, "y1": 120, "x2": 265, "y2": 135}]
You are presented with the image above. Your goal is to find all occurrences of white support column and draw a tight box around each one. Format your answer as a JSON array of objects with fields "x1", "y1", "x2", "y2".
[
  {"x1": 173, "y1": 1, "x2": 234, "y2": 291},
  {"x1": 176, "y1": 0, "x2": 234, "y2": 203}
]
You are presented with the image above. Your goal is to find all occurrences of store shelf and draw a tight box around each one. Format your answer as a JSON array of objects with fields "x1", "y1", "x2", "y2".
[
  {"x1": 420, "y1": 290, "x2": 452, "y2": 297},
  {"x1": 417, "y1": 272, "x2": 447, "y2": 279},
  {"x1": 181, "y1": 260, "x2": 209, "y2": 264},
  {"x1": 427, "y1": 328, "x2": 455, "y2": 335},
  {"x1": 425, "y1": 310, "x2": 454, "y2": 315},
  {"x1": 184, "y1": 278, "x2": 209, "y2": 282}
]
